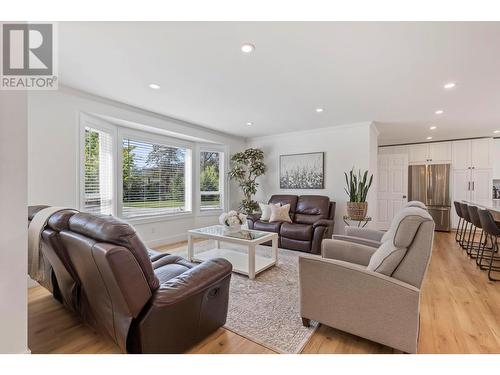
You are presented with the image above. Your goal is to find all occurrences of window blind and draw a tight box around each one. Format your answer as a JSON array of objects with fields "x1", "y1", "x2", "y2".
[
  {"x1": 200, "y1": 151, "x2": 222, "y2": 210},
  {"x1": 83, "y1": 126, "x2": 114, "y2": 215},
  {"x1": 122, "y1": 138, "x2": 187, "y2": 218}
]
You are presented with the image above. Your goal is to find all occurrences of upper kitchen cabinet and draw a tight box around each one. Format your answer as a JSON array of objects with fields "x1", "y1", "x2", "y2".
[
  {"x1": 471, "y1": 138, "x2": 493, "y2": 169},
  {"x1": 452, "y1": 138, "x2": 492, "y2": 170},
  {"x1": 408, "y1": 142, "x2": 451, "y2": 164},
  {"x1": 428, "y1": 142, "x2": 452, "y2": 163},
  {"x1": 378, "y1": 145, "x2": 409, "y2": 155}
]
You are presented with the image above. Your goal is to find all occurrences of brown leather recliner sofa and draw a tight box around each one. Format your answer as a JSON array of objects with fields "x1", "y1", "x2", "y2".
[
  {"x1": 246, "y1": 195, "x2": 336, "y2": 254},
  {"x1": 28, "y1": 207, "x2": 232, "y2": 353}
]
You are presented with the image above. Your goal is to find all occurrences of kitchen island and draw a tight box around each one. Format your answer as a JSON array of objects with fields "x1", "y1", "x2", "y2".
[{"x1": 464, "y1": 199, "x2": 500, "y2": 220}]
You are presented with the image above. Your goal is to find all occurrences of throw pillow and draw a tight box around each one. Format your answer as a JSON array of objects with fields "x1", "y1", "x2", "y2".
[
  {"x1": 259, "y1": 202, "x2": 278, "y2": 221},
  {"x1": 269, "y1": 203, "x2": 292, "y2": 223}
]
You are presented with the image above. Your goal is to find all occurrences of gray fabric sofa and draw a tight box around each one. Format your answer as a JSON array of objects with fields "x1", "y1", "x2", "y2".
[
  {"x1": 298, "y1": 206, "x2": 434, "y2": 353},
  {"x1": 333, "y1": 201, "x2": 428, "y2": 248}
]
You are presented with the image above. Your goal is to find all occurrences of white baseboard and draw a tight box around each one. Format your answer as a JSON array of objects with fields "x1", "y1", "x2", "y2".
[{"x1": 145, "y1": 233, "x2": 188, "y2": 249}]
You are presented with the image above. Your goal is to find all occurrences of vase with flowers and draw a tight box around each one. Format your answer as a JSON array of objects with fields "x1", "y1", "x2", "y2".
[{"x1": 219, "y1": 210, "x2": 247, "y2": 233}]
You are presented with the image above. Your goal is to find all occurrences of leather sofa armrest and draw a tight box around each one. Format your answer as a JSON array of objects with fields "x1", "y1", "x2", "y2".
[
  {"x1": 246, "y1": 213, "x2": 261, "y2": 230},
  {"x1": 152, "y1": 258, "x2": 232, "y2": 307},
  {"x1": 313, "y1": 219, "x2": 334, "y2": 229},
  {"x1": 129, "y1": 258, "x2": 232, "y2": 353},
  {"x1": 345, "y1": 227, "x2": 384, "y2": 242},
  {"x1": 321, "y1": 239, "x2": 377, "y2": 266},
  {"x1": 332, "y1": 234, "x2": 381, "y2": 249}
]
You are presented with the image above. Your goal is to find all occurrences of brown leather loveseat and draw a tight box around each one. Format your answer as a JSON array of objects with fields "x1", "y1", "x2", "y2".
[
  {"x1": 246, "y1": 195, "x2": 335, "y2": 254},
  {"x1": 29, "y1": 207, "x2": 232, "y2": 353}
]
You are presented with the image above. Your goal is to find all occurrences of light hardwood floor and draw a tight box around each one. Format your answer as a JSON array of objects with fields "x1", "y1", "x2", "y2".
[{"x1": 28, "y1": 232, "x2": 500, "y2": 354}]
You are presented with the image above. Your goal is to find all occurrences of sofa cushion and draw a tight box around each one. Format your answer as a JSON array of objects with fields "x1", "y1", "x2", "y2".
[
  {"x1": 294, "y1": 195, "x2": 330, "y2": 224},
  {"x1": 254, "y1": 220, "x2": 283, "y2": 233},
  {"x1": 270, "y1": 203, "x2": 292, "y2": 223},
  {"x1": 268, "y1": 195, "x2": 298, "y2": 220},
  {"x1": 280, "y1": 222, "x2": 313, "y2": 241},
  {"x1": 366, "y1": 241, "x2": 407, "y2": 276}
]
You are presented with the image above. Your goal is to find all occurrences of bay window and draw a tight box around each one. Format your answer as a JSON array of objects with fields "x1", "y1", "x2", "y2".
[
  {"x1": 200, "y1": 150, "x2": 224, "y2": 211},
  {"x1": 81, "y1": 124, "x2": 114, "y2": 215},
  {"x1": 120, "y1": 137, "x2": 192, "y2": 219},
  {"x1": 80, "y1": 114, "x2": 226, "y2": 221}
]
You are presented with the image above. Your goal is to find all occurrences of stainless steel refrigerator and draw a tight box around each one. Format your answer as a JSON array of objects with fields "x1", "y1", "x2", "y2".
[{"x1": 408, "y1": 164, "x2": 451, "y2": 231}]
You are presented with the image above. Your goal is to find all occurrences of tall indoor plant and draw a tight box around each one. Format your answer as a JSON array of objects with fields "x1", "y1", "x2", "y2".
[
  {"x1": 228, "y1": 148, "x2": 266, "y2": 214},
  {"x1": 344, "y1": 168, "x2": 374, "y2": 220}
]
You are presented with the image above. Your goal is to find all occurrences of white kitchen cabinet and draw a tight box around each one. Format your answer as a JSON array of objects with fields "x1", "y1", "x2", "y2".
[
  {"x1": 493, "y1": 139, "x2": 500, "y2": 179},
  {"x1": 451, "y1": 168, "x2": 492, "y2": 228},
  {"x1": 471, "y1": 138, "x2": 493, "y2": 169},
  {"x1": 452, "y1": 140, "x2": 471, "y2": 169},
  {"x1": 408, "y1": 142, "x2": 451, "y2": 164},
  {"x1": 471, "y1": 169, "x2": 493, "y2": 201},
  {"x1": 428, "y1": 142, "x2": 452, "y2": 163},
  {"x1": 452, "y1": 138, "x2": 492, "y2": 170},
  {"x1": 408, "y1": 144, "x2": 429, "y2": 164},
  {"x1": 451, "y1": 169, "x2": 470, "y2": 228}
]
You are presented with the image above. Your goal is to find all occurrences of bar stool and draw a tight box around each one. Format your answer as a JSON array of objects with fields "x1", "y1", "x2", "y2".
[
  {"x1": 458, "y1": 202, "x2": 473, "y2": 250},
  {"x1": 453, "y1": 201, "x2": 465, "y2": 244},
  {"x1": 466, "y1": 205, "x2": 488, "y2": 259},
  {"x1": 477, "y1": 209, "x2": 500, "y2": 281}
]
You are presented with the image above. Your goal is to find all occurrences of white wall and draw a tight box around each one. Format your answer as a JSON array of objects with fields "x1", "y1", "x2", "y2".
[
  {"x1": 246, "y1": 122, "x2": 378, "y2": 234},
  {"x1": 0, "y1": 91, "x2": 28, "y2": 353},
  {"x1": 28, "y1": 87, "x2": 246, "y2": 246}
]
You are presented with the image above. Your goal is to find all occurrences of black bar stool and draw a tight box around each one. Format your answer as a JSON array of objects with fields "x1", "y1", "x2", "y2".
[
  {"x1": 477, "y1": 209, "x2": 500, "y2": 281},
  {"x1": 453, "y1": 201, "x2": 464, "y2": 244},
  {"x1": 466, "y1": 205, "x2": 488, "y2": 258},
  {"x1": 459, "y1": 202, "x2": 473, "y2": 250}
]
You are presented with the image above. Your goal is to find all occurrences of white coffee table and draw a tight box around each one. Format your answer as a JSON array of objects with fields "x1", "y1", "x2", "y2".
[{"x1": 187, "y1": 225, "x2": 278, "y2": 279}]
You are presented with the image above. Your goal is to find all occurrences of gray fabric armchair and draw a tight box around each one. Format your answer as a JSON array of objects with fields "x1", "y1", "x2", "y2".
[
  {"x1": 299, "y1": 207, "x2": 434, "y2": 353},
  {"x1": 333, "y1": 201, "x2": 428, "y2": 248}
]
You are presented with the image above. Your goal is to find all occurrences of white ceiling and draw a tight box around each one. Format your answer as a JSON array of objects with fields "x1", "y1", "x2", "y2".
[{"x1": 59, "y1": 22, "x2": 500, "y2": 144}]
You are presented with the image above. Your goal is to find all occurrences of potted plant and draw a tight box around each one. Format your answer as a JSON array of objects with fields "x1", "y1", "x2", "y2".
[
  {"x1": 228, "y1": 148, "x2": 266, "y2": 214},
  {"x1": 344, "y1": 168, "x2": 373, "y2": 220}
]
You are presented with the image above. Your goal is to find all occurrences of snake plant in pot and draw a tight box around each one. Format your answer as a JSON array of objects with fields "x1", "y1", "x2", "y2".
[{"x1": 344, "y1": 168, "x2": 374, "y2": 220}]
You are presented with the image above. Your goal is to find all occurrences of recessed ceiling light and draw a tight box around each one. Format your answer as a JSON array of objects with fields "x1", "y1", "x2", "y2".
[
  {"x1": 430, "y1": 126, "x2": 437, "y2": 130},
  {"x1": 246, "y1": 122, "x2": 253, "y2": 126},
  {"x1": 315, "y1": 108, "x2": 324, "y2": 113},
  {"x1": 241, "y1": 43, "x2": 255, "y2": 53},
  {"x1": 148, "y1": 83, "x2": 160, "y2": 90},
  {"x1": 443, "y1": 82, "x2": 456, "y2": 89},
  {"x1": 435, "y1": 110, "x2": 444, "y2": 115},
  {"x1": 426, "y1": 136, "x2": 433, "y2": 140},
  {"x1": 494, "y1": 130, "x2": 500, "y2": 134}
]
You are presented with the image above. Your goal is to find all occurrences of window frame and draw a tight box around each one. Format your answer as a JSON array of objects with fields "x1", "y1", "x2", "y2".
[
  {"x1": 78, "y1": 113, "x2": 228, "y2": 224},
  {"x1": 117, "y1": 127, "x2": 194, "y2": 222},
  {"x1": 78, "y1": 113, "x2": 118, "y2": 216},
  {"x1": 198, "y1": 144, "x2": 227, "y2": 214}
]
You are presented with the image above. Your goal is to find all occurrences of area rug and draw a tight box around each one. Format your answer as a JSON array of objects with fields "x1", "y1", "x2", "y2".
[{"x1": 166, "y1": 240, "x2": 318, "y2": 353}]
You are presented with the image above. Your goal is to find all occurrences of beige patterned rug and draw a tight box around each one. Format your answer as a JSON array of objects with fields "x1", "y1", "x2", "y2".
[{"x1": 167, "y1": 240, "x2": 318, "y2": 353}]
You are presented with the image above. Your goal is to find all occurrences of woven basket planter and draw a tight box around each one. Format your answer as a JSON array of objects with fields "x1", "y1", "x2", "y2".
[{"x1": 346, "y1": 202, "x2": 368, "y2": 220}]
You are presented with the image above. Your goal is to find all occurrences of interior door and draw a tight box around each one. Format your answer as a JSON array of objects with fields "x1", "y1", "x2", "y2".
[{"x1": 377, "y1": 154, "x2": 409, "y2": 230}]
